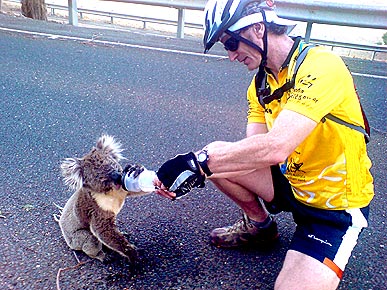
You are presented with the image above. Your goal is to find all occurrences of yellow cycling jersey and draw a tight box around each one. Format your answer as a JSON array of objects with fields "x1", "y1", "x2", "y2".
[{"x1": 247, "y1": 40, "x2": 374, "y2": 210}]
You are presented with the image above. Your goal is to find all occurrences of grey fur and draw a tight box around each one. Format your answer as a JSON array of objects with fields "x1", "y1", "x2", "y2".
[{"x1": 56, "y1": 134, "x2": 148, "y2": 264}]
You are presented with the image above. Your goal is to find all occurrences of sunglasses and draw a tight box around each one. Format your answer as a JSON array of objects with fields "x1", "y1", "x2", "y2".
[
  {"x1": 223, "y1": 30, "x2": 256, "y2": 52},
  {"x1": 223, "y1": 36, "x2": 240, "y2": 52}
]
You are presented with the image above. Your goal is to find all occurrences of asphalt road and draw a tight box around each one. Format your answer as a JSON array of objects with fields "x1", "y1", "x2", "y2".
[{"x1": 0, "y1": 13, "x2": 386, "y2": 290}]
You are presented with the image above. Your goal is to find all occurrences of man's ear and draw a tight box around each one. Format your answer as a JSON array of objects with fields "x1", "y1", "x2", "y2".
[{"x1": 253, "y1": 23, "x2": 265, "y2": 38}]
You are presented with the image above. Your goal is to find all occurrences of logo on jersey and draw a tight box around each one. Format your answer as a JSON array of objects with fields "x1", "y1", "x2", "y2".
[{"x1": 299, "y1": 74, "x2": 316, "y2": 88}]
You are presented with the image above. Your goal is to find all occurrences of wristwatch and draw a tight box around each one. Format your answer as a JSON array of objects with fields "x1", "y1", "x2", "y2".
[{"x1": 197, "y1": 150, "x2": 213, "y2": 177}]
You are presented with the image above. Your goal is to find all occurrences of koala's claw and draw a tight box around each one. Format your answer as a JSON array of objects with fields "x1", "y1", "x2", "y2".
[{"x1": 125, "y1": 246, "x2": 139, "y2": 265}]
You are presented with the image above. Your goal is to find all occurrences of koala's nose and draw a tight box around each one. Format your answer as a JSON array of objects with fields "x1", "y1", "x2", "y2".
[{"x1": 110, "y1": 171, "x2": 122, "y2": 185}]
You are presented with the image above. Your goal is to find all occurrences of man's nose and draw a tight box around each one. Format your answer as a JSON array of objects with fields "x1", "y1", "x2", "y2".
[{"x1": 227, "y1": 50, "x2": 238, "y2": 62}]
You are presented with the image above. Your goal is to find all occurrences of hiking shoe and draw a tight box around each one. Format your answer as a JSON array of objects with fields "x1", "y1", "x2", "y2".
[{"x1": 210, "y1": 212, "x2": 279, "y2": 248}]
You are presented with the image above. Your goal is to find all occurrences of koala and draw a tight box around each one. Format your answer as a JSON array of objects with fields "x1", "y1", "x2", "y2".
[{"x1": 55, "y1": 134, "x2": 148, "y2": 264}]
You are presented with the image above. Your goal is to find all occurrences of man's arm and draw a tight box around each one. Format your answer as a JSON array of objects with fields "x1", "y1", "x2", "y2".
[
  {"x1": 154, "y1": 110, "x2": 316, "y2": 198},
  {"x1": 205, "y1": 109, "x2": 317, "y2": 173},
  {"x1": 246, "y1": 122, "x2": 268, "y2": 137},
  {"x1": 205, "y1": 122, "x2": 268, "y2": 179}
]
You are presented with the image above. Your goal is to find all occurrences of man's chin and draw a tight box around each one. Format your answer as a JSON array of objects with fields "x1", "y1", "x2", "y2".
[
  {"x1": 244, "y1": 60, "x2": 259, "y2": 71},
  {"x1": 246, "y1": 64, "x2": 258, "y2": 71}
]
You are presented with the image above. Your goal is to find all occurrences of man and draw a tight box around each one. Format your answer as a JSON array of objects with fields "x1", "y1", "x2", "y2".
[{"x1": 126, "y1": 0, "x2": 374, "y2": 289}]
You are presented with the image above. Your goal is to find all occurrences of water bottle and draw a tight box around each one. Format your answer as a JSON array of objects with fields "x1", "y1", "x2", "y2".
[
  {"x1": 123, "y1": 168, "x2": 157, "y2": 193},
  {"x1": 137, "y1": 169, "x2": 157, "y2": 192}
]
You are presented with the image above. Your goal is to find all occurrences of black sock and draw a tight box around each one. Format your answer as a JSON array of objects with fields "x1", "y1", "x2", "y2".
[{"x1": 250, "y1": 215, "x2": 272, "y2": 228}]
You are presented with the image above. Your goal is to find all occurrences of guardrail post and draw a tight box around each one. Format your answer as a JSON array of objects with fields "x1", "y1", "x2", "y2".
[
  {"x1": 0, "y1": 0, "x2": 3, "y2": 13},
  {"x1": 68, "y1": 0, "x2": 78, "y2": 26},
  {"x1": 177, "y1": 8, "x2": 185, "y2": 38},
  {"x1": 304, "y1": 22, "x2": 312, "y2": 43},
  {"x1": 371, "y1": 51, "x2": 376, "y2": 61}
]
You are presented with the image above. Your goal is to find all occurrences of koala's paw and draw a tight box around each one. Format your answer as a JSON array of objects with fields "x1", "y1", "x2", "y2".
[
  {"x1": 123, "y1": 164, "x2": 145, "y2": 179},
  {"x1": 124, "y1": 244, "x2": 139, "y2": 264},
  {"x1": 94, "y1": 250, "x2": 107, "y2": 262}
]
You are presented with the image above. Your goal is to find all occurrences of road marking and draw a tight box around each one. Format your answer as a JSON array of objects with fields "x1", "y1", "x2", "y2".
[
  {"x1": 351, "y1": 72, "x2": 387, "y2": 80},
  {"x1": 0, "y1": 26, "x2": 224, "y2": 58},
  {"x1": 1, "y1": 26, "x2": 387, "y2": 80}
]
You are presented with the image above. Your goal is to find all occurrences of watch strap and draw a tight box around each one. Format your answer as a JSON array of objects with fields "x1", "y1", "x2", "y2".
[{"x1": 198, "y1": 150, "x2": 213, "y2": 177}]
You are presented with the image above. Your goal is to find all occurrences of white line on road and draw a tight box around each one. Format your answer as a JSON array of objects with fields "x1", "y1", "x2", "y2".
[
  {"x1": 0, "y1": 26, "x2": 223, "y2": 58},
  {"x1": 351, "y1": 72, "x2": 387, "y2": 80},
  {"x1": 2, "y1": 26, "x2": 387, "y2": 80}
]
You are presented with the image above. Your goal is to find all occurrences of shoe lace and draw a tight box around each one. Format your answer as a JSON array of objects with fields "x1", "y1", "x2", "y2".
[{"x1": 229, "y1": 212, "x2": 253, "y2": 233}]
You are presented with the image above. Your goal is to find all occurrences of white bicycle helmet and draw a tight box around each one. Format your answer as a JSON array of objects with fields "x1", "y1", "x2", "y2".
[{"x1": 203, "y1": 0, "x2": 295, "y2": 53}]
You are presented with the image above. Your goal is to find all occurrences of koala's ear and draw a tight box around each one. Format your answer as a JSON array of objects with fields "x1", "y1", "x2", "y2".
[
  {"x1": 96, "y1": 134, "x2": 124, "y2": 162},
  {"x1": 60, "y1": 157, "x2": 83, "y2": 190}
]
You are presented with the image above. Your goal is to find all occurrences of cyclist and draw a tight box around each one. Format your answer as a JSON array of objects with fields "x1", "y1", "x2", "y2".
[{"x1": 150, "y1": 0, "x2": 374, "y2": 288}]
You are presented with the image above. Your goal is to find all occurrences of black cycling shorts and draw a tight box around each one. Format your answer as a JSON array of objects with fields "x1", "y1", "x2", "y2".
[{"x1": 264, "y1": 165, "x2": 370, "y2": 279}]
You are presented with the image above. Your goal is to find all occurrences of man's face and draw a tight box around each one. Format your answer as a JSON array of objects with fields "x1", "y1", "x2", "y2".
[{"x1": 220, "y1": 27, "x2": 263, "y2": 71}]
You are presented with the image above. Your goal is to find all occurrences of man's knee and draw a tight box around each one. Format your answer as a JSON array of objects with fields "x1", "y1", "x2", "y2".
[{"x1": 275, "y1": 250, "x2": 340, "y2": 290}]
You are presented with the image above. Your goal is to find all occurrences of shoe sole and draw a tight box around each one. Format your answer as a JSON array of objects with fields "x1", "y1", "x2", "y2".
[{"x1": 210, "y1": 232, "x2": 280, "y2": 249}]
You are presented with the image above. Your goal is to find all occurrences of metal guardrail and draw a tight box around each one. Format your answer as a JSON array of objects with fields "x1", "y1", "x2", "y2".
[
  {"x1": 68, "y1": 0, "x2": 206, "y2": 38},
  {"x1": 106, "y1": 0, "x2": 205, "y2": 10},
  {"x1": 274, "y1": 0, "x2": 387, "y2": 60},
  {"x1": 2, "y1": 0, "x2": 387, "y2": 60},
  {"x1": 47, "y1": 3, "x2": 202, "y2": 31},
  {"x1": 104, "y1": 0, "x2": 205, "y2": 38},
  {"x1": 71, "y1": 0, "x2": 387, "y2": 59},
  {"x1": 276, "y1": 0, "x2": 387, "y2": 30}
]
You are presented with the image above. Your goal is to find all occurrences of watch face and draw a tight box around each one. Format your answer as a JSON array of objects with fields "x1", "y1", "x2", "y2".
[{"x1": 198, "y1": 152, "x2": 207, "y2": 162}]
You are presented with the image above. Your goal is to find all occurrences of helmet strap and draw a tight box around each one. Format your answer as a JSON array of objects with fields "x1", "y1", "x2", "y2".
[{"x1": 260, "y1": 9, "x2": 268, "y2": 67}]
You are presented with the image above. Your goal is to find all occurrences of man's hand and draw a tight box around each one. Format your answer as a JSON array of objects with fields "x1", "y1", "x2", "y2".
[{"x1": 156, "y1": 152, "x2": 205, "y2": 199}]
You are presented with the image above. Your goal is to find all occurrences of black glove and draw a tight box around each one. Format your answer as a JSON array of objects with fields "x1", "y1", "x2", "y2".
[{"x1": 157, "y1": 152, "x2": 205, "y2": 198}]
